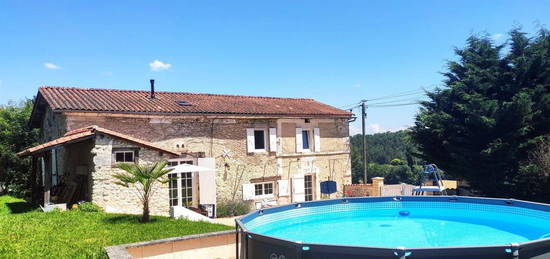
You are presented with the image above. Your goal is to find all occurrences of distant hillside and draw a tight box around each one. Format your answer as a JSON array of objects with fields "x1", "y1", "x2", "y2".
[
  {"x1": 351, "y1": 130, "x2": 419, "y2": 164},
  {"x1": 350, "y1": 130, "x2": 424, "y2": 184}
]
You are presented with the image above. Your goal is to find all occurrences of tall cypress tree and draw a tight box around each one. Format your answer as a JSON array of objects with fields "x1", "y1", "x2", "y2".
[{"x1": 411, "y1": 29, "x2": 550, "y2": 200}]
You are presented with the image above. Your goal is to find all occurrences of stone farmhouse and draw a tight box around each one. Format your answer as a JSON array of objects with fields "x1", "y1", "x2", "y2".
[{"x1": 18, "y1": 82, "x2": 353, "y2": 216}]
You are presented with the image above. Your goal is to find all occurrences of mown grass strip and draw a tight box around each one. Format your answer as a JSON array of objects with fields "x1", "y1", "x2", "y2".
[{"x1": 0, "y1": 195, "x2": 231, "y2": 258}]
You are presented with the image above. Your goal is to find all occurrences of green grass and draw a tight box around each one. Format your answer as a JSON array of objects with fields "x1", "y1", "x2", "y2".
[{"x1": 0, "y1": 195, "x2": 232, "y2": 258}]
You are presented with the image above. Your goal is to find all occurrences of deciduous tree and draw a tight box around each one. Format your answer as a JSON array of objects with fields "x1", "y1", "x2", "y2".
[{"x1": 0, "y1": 100, "x2": 40, "y2": 197}]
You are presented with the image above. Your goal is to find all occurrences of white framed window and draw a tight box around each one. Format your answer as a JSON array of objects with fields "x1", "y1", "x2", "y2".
[
  {"x1": 254, "y1": 130, "x2": 266, "y2": 150},
  {"x1": 302, "y1": 130, "x2": 311, "y2": 151},
  {"x1": 113, "y1": 149, "x2": 138, "y2": 164},
  {"x1": 167, "y1": 159, "x2": 193, "y2": 167},
  {"x1": 168, "y1": 172, "x2": 193, "y2": 207},
  {"x1": 168, "y1": 175, "x2": 179, "y2": 206},
  {"x1": 304, "y1": 175, "x2": 314, "y2": 201},
  {"x1": 247, "y1": 128, "x2": 269, "y2": 153},
  {"x1": 168, "y1": 161, "x2": 178, "y2": 167},
  {"x1": 296, "y1": 127, "x2": 320, "y2": 153},
  {"x1": 254, "y1": 182, "x2": 274, "y2": 199},
  {"x1": 115, "y1": 151, "x2": 134, "y2": 163}
]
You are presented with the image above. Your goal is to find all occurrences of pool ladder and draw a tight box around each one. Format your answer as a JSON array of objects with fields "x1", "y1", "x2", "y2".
[{"x1": 412, "y1": 164, "x2": 447, "y2": 196}]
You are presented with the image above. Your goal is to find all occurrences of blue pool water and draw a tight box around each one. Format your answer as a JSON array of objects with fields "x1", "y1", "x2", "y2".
[{"x1": 244, "y1": 201, "x2": 550, "y2": 248}]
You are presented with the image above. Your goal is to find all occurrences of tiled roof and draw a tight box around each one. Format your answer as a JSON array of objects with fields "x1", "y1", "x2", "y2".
[
  {"x1": 17, "y1": 125, "x2": 180, "y2": 157},
  {"x1": 37, "y1": 86, "x2": 352, "y2": 117}
]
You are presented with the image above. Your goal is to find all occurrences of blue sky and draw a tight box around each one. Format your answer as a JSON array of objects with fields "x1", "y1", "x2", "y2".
[{"x1": 1, "y1": 1, "x2": 549, "y2": 134}]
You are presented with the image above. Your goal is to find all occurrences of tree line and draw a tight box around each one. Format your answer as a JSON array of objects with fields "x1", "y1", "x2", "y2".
[
  {"x1": 410, "y1": 28, "x2": 550, "y2": 202},
  {"x1": 0, "y1": 100, "x2": 39, "y2": 197},
  {"x1": 350, "y1": 131, "x2": 424, "y2": 185},
  {"x1": 351, "y1": 28, "x2": 550, "y2": 202}
]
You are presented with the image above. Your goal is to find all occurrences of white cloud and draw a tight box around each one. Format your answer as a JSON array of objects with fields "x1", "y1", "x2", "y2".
[
  {"x1": 149, "y1": 60, "x2": 171, "y2": 72},
  {"x1": 350, "y1": 122, "x2": 413, "y2": 136},
  {"x1": 491, "y1": 33, "x2": 503, "y2": 41},
  {"x1": 369, "y1": 123, "x2": 383, "y2": 133},
  {"x1": 352, "y1": 83, "x2": 361, "y2": 88},
  {"x1": 44, "y1": 62, "x2": 61, "y2": 69}
]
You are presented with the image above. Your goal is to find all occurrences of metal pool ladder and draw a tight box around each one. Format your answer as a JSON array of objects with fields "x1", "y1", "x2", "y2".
[{"x1": 412, "y1": 164, "x2": 447, "y2": 196}]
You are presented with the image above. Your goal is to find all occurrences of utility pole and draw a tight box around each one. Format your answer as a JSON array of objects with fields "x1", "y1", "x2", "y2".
[{"x1": 361, "y1": 100, "x2": 368, "y2": 184}]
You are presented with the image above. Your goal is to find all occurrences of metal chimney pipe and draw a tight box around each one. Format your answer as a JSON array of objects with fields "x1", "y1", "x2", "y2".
[{"x1": 150, "y1": 79, "x2": 155, "y2": 99}]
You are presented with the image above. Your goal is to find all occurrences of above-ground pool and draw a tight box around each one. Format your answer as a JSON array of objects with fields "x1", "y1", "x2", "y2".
[{"x1": 236, "y1": 196, "x2": 550, "y2": 259}]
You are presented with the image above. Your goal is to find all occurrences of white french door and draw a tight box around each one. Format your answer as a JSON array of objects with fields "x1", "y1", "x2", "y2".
[{"x1": 168, "y1": 172, "x2": 193, "y2": 207}]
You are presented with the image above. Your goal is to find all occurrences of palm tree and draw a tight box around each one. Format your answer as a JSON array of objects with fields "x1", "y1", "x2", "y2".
[{"x1": 114, "y1": 161, "x2": 173, "y2": 223}]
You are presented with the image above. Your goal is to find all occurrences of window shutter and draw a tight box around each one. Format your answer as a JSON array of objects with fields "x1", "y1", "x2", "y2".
[
  {"x1": 246, "y1": 128, "x2": 255, "y2": 152},
  {"x1": 292, "y1": 175, "x2": 305, "y2": 202},
  {"x1": 269, "y1": 128, "x2": 277, "y2": 152},
  {"x1": 198, "y1": 158, "x2": 216, "y2": 205},
  {"x1": 278, "y1": 179, "x2": 289, "y2": 196},
  {"x1": 40, "y1": 157, "x2": 45, "y2": 187},
  {"x1": 51, "y1": 149, "x2": 57, "y2": 185},
  {"x1": 314, "y1": 128, "x2": 321, "y2": 152},
  {"x1": 242, "y1": 184, "x2": 255, "y2": 200},
  {"x1": 295, "y1": 128, "x2": 303, "y2": 153}
]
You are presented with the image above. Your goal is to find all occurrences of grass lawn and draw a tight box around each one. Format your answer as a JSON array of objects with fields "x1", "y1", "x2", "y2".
[{"x1": 0, "y1": 195, "x2": 232, "y2": 258}]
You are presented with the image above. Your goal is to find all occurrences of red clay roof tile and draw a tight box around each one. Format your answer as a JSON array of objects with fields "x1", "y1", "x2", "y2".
[
  {"x1": 38, "y1": 86, "x2": 352, "y2": 117},
  {"x1": 18, "y1": 125, "x2": 180, "y2": 157}
]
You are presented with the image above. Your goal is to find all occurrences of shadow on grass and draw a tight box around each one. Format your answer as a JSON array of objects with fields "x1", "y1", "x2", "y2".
[
  {"x1": 6, "y1": 202, "x2": 35, "y2": 214},
  {"x1": 103, "y1": 215, "x2": 159, "y2": 224}
]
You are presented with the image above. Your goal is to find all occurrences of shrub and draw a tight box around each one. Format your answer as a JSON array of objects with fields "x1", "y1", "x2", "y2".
[
  {"x1": 367, "y1": 163, "x2": 418, "y2": 185},
  {"x1": 390, "y1": 158, "x2": 406, "y2": 166},
  {"x1": 217, "y1": 200, "x2": 250, "y2": 217},
  {"x1": 77, "y1": 202, "x2": 102, "y2": 212}
]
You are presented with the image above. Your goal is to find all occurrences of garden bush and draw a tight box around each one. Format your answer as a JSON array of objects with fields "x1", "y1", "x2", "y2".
[
  {"x1": 367, "y1": 163, "x2": 420, "y2": 185},
  {"x1": 217, "y1": 200, "x2": 250, "y2": 217},
  {"x1": 77, "y1": 202, "x2": 103, "y2": 212}
]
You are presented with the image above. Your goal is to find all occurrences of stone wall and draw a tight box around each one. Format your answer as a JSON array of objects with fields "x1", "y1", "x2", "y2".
[
  {"x1": 41, "y1": 107, "x2": 67, "y2": 142},
  {"x1": 42, "y1": 107, "x2": 68, "y2": 182},
  {"x1": 54, "y1": 112, "x2": 352, "y2": 210},
  {"x1": 91, "y1": 134, "x2": 173, "y2": 216}
]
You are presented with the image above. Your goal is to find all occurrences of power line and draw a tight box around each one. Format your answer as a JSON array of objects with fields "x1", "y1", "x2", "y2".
[
  {"x1": 368, "y1": 102, "x2": 421, "y2": 107},
  {"x1": 337, "y1": 102, "x2": 360, "y2": 109},
  {"x1": 368, "y1": 97, "x2": 425, "y2": 105},
  {"x1": 365, "y1": 90, "x2": 426, "y2": 102},
  {"x1": 364, "y1": 86, "x2": 437, "y2": 102}
]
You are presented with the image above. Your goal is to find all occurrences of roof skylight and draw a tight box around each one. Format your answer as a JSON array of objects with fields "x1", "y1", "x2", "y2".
[{"x1": 176, "y1": 101, "x2": 192, "y2": 106}]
